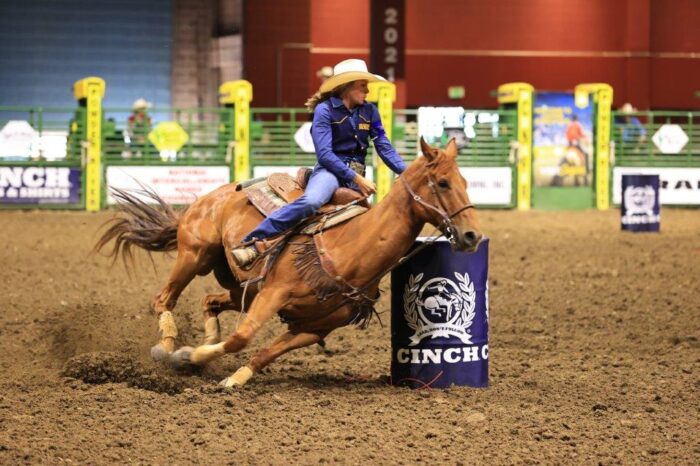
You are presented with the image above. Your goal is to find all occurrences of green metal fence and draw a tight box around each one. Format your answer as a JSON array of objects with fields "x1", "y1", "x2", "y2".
[
  {"x1": 248, "y1": 107, "x2": 516, "y2": 170},
  {"x1": 100, "y1": 106, "x2": 233, "y2": 165},
  {"x1": 613, "y1": 110, "x2": 700, "y2": 167}
]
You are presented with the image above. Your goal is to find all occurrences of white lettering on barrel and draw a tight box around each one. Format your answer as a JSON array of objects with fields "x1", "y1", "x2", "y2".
[
  {"x1": 481, "y1": 344, "x2": 489, "y2": 360},
  {"x1": 421, "y1": 349, "x2": 442, "y2": 364},
  {"x1": 444, "y1": 348, "x2": 461, "y2": 363},
  {"x1": 410, "y1": 349, "x2": 421, "y2": 364},
  {"x1": 397, "y1": 348, "x2": 410, "y2": 363},
  {"x1": 462, "y1": 346, "x2": 480, "y2": 362},
  {"x1": 395, "y1": 346, "x2": 488, "y2": 364}
]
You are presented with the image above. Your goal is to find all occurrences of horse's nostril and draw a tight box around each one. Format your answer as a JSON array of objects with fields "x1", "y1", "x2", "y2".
[{"x1": 464, "y1": 231, "x2": 478, "y2": 243}]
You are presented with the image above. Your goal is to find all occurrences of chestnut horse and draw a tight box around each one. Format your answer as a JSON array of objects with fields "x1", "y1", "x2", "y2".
[{"x1": 96, "y1": 138, "x2": 482, "y2": 387}]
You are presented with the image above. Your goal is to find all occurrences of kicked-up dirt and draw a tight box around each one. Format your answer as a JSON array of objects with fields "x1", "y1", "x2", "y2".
[{"x1": 0, "y1": 208, "x2": 698, "y2": 465}]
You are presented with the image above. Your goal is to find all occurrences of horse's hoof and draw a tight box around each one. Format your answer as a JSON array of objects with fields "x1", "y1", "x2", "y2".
[
  {"x1": 219, "y1": 377, "x2": 240, "y2": 389},
  {"x1": 150, "y1": 343, "x2": 170, "y2": 363},
  {"x1": 169, "y1": 346, "x2": 197, "y2": 372}
]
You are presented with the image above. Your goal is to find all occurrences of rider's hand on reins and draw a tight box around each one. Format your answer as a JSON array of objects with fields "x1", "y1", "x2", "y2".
[{"x1": 354, "y1": 174, "x2": 377, "y2": 196}]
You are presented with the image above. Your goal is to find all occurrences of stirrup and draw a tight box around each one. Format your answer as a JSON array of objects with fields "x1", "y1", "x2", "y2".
[{"x1": 232, "y1": 245, "x2": 259, "y2": 267}]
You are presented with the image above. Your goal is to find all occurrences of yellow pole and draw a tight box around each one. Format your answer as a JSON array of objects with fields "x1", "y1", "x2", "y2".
[
  {"x1": 575, "y1": 83, "x2": 614, "y2": 210},
  {"x1": 219, "y1": 80, "x2": 253, "y2": 182},
  {"x1": 73, "y1": 77, "x2": 106, "y2": 212},
  {"x1": 498, "y1": 82, "x2": 534, "y2": 210},
  {"x1": 367, "y1": 81, "x2": 396, "y2": 201}
]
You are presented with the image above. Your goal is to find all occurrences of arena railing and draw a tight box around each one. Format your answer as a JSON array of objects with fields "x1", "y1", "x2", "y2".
[
  {"x1": 613, "y1": 110, "x2": 700, "y2": 167},
  {"x1": 100, "y1": 106, "x2": 233, "y2": 165}
]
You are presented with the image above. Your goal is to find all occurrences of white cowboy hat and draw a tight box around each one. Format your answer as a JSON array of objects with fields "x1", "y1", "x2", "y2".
[
  {"x1": 619, "y1": 102, "x2": 637, "y2": 114},
  {"x1": 319, "y1": 59, "x2": 385, "y2": 93},
  {"x1": 132, "y1": 98, "x2": 152, "y2": 110}
]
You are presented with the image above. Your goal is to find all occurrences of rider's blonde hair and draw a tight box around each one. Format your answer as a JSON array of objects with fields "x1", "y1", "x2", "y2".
[{"x1": 304, "y1": 81, "x2": 356, "y2": 112}]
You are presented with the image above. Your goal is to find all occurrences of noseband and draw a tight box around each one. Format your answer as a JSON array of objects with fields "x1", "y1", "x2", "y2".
[{"x1": 400, "y1": 173, "x2": 475, "y2": 245}]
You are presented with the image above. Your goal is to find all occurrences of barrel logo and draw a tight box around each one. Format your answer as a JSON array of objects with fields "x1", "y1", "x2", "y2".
[
  {"x1": 403, "y1": 272, "x2": 476, "y2": 346},
  {"x1": 624, "y1": 185, "x2": 656, "y2": 216}
]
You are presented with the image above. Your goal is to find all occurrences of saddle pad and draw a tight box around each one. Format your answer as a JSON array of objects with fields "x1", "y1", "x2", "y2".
[
  {"x1": 300, "y1": 205, "x2": 368, "y2": 235},
  {"x1": 244, "y1": 172, "x2": 369, "y2": 219},
  {"x1": 244, "y1": 180, "x2": 286, "y2": 217},
  {"x1": 268, "y1": 173, "x2": 304, "y2": 203}
]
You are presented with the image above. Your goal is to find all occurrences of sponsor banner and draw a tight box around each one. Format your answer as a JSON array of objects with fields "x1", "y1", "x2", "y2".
[
  {"x1": 391, "y1": 238, "x2": 489, "y2": 389},
  {"x1": 621, "y1": 174, "x2": 660, "y2": 232},
  {"x1": 459, "y1": 167, "x2": 512, "y2": 206},
  {"x1": 0, "y1": 166, "x2": 81, "y2": 205},
  {"x1": 533, "y1": 92, "x2": 593, "y2": 187},
  {"x1": 106, "y1": 166, "x2": 230, "y2": 205},
  {"x1": 613, "y1": 167, "x2": 700, "y2": 205}
]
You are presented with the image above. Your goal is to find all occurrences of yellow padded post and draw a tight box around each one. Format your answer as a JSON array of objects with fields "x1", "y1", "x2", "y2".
[
  {"x1": 220, "y1": 80, "x2": 253, "y2": 182},
  {"x1": 73, "y1": 77, "x2": 106, "y2": 212},
  {"x1": 575, "y1": 83, "x2": 614, "y2": 210},
  {"x1": 367, "y1": 81, "x2": 397, "y2": 202},
  {"x1": 498, "y1": 82, "x2": 534, "y2": 211}
]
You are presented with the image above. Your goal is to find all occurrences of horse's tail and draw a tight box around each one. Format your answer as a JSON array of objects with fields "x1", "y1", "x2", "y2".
[{"x1": 94, "y1": 186, "x2": 186, "y2": 267}]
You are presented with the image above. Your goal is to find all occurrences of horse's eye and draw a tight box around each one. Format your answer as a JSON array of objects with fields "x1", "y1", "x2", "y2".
[{"x1": 438, "y1": 179, "x2": 450, "y2": 189}]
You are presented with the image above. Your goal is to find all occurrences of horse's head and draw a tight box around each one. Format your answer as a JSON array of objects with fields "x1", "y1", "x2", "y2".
[{"x1": 402, "y1": 137, "x2": 483, "y2": 252}]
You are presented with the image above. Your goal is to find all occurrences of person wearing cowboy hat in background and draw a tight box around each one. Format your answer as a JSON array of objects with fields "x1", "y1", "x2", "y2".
[
  {"x1": 232, "y1": 58, "x2": 407, "y2": 267},
  {"x1": 127, "y1": 98, "x2": 153, "y2": 147},
  {"x1": 616, "y1": 102, "x2": 647, "y2": 148}
]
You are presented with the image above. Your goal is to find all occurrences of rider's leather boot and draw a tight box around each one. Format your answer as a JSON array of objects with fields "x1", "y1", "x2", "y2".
[{"x1": 232, "y1": 245, "x2": 259, "y2": 267}]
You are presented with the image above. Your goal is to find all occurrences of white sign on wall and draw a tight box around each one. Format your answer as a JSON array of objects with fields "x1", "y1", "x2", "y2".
[
  {"x1": 613, "y1": 167, "x2": 700, "y2": 205},
  {"x1": 106, "y1": 166, "x2": 231, "y2": 205},
  {"x1": 459, "y1": 167, "x2": 512, "y2": 206}
]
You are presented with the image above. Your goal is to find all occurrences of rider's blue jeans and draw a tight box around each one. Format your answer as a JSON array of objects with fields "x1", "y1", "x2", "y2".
[{"x1": 243, "y1": 167, "x2": 341, "y2": 242}]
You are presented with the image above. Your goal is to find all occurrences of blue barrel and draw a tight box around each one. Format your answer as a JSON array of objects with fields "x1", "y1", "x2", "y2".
[
  {"x1": 621, "y1": 174, "x2": 660, "y2": 232},
  {"x1": 390, "y1": 238, "x2": 489, "y2": 389}
]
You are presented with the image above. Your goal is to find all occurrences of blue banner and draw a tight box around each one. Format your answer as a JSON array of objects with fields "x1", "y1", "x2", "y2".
[
  {"x1": 621, "y1": 174, "x2": 660, "y2": 232},
  {"x1": 391, "y1": 238, "x2": 489, "y2": 389},
  {"x1": 0, "y1": 166, "x2": 81, "y2": 205}
]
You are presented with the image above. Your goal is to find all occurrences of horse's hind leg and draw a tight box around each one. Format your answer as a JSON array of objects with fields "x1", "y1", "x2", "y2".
[{"x1": 151, "y1": 251, "x2": 204, "y2": 355}]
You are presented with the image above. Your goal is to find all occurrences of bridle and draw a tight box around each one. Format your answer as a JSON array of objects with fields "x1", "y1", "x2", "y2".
[{"x1": 400, "y1": 171, "x2": 475, "y2": 247}]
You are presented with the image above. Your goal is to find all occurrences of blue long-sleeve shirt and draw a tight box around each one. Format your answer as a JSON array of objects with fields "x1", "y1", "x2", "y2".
[{"x1": 311, "y1": 96, "x2": 406, "y2": 184}]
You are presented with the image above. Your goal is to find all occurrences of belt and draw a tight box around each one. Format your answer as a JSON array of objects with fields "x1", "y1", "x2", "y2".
[{"x1": 346, "y1": 161, "x2": 366, "y2": 175}]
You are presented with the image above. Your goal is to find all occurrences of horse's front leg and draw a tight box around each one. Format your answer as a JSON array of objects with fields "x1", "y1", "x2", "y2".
[
  {"x1": 219, "y1": 304, "x2": 354, "y2": 387},
  {"x1": 200, "y1": 291, "x2": 236, "y2": 345},
  {"x1": 170, "y1": 288, "x2": 286, "y2": 371}
]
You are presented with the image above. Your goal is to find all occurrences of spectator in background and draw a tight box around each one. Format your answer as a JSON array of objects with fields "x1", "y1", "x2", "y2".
[
  {"x1": 127, "y1": 98, "x2": 152, "y2": 146},
  {"x1": 617, "y1": 102, "x2": 647, "y2": 146}
]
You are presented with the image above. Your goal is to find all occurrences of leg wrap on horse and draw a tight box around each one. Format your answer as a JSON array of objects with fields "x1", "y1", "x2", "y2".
[
  {"x1": 159, "y1": 311, "x2": 178, "y2": 340},
  {"x1": 204, "y1": 316, "x2": 221, "y2": 345},
  {"x1": 222, "y1": 366, "x2": 254, "y2": 387}
]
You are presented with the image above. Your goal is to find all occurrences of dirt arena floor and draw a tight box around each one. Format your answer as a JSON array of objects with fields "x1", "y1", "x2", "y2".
[{"x1": 0, "y1": 207, "x2": 698, "y2": 465}]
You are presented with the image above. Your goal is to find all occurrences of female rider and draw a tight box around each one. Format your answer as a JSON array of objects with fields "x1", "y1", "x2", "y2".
[{"x1": 232, "y1": 59, "x2": 407, "y2": 266}]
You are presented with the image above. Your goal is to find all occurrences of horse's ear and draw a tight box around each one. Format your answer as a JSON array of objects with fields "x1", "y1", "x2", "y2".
[
  {"x1": 420, "y1": 137, "x2": 435, "y2": 161},
  {"x1": 445, "y1": 138, "x2": 458, "y2": 158}
]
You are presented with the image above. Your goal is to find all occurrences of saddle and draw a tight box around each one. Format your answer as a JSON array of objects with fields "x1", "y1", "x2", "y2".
[{"x1": 235, "y1": 168, "x2": 370, "y2": 234}]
